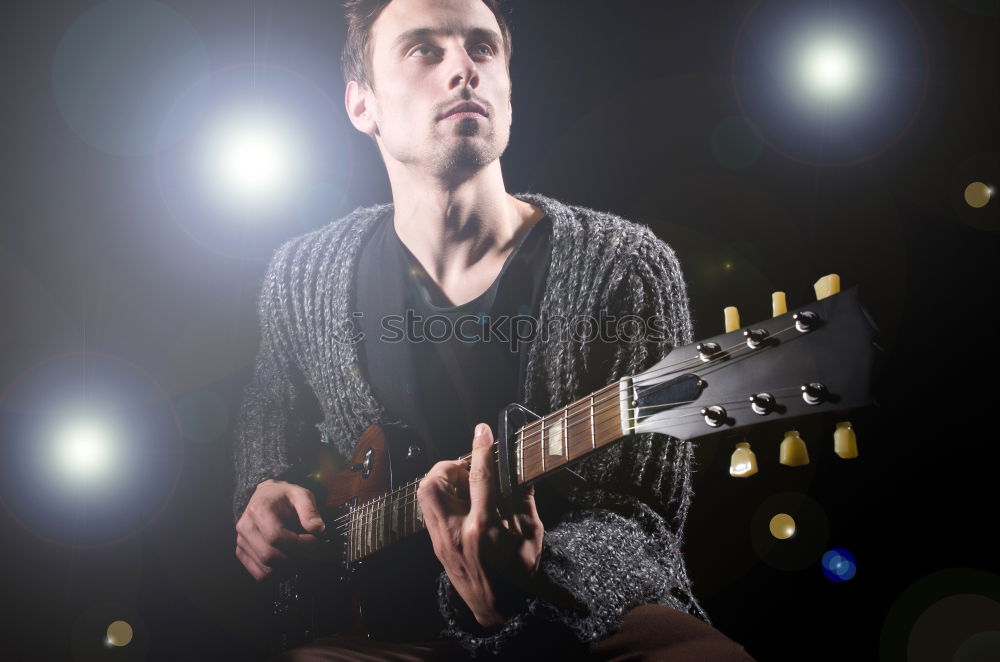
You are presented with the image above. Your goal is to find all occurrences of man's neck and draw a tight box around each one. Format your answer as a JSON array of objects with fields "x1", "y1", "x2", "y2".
[{"x1": 385, "y1": 160, "x2": 543, "y2": 306}]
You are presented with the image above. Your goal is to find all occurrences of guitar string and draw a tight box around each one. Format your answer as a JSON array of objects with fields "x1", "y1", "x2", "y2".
[
  {"x1": 469, "y1": 322, "x2": 798, "y2": 481},
  {"x1": 326, "y1": 374, "x2": 807, "y2": 538},
  {"x1": 512, "y1": 322, "x2": 798, "y2": 449},
  {"x1": 324, "y1": 322, "x2": 811, "y2": 538},
  {"x1": 338, "y1": 395, "x2": 774, "y2": 561},
  {"x1": 322, "y1": 324, "x2": 806, "y2": 535},
  {"x1": 328, "y1": 386, "x2": 806, "y2": 542},
  {"x1": 329, "y1": 319, "x2": 802, "y2": 525},
  {"x1": 324, "y1": 392, "x2": 699, "y2": 533},
  {"x1": 515, "y1": 385, "x2": 807, "y2": 471}
]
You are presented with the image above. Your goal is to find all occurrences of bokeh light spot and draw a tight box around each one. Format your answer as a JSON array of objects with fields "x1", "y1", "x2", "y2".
[
  {"x1": 106, "y1": 620, "x2": 133, "y2": 647},
  {"x1": 953, "y1": 630, "x2": 1000, "y2": 662},
  {"x1": 200, "y1": 109, "x2": 303, "y2": 212},
  {"x1": 881, "y1": 570, "x2": 1000, "y2": 662},
  {"x1": 52, "y1": 0, "x2": 210, "y2": 155},
  {"x1": 751, "y1": 493, "x2": 830, "y2": 572},
  {"x1": 53, "y1": 418, "x2": 117, "y2": 486},
  {"x1": 156, "y1": 63, "x2": 352, "y2": 260},
  {"x1": 732, "y1": 0, "x2": 928, "y2": 166},
  {"x1": 798, "y1": 37, "x2": 862, "y2": 101},
  {"x1": 964, "y1": 181, "x2": 992, "y2": 209},
  {"x1": 821, "y1": 547, "x2": 857, "y2": 582},
  {"x1": 769, "y1": 513, "x2": 796, "y2": 540},
  {"x1": 0, "y1": 353, "x2": 182, "y2": 547}
]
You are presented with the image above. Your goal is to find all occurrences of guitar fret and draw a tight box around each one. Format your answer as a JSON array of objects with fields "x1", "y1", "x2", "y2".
[
  {"x1": 364, "y1": 500, "x2": 370, "y2": 557},
  {"x1": 562, "y1": 407, "x2": 568, "y2": 460},
  {"x1": 407, "y1": 483, "x2": 416, "y2": 536},
  {"x1": 347, "y1": 508, "x2": 355, "y2": 563},
  {"x1": 590, "y1": 393, "x2": 597, "y2": 450},
  {"x1": 382, "y1": 495, "x2": 389, "y2": 549},
  {"x1": 414, "y1": 482, "x2": 420, "y2": 533},
  {"x1": 415, "y1": 486, "x2": 424, "y2": 528},
  {"x1": 391, "y1": 490, "x2": 400, "y2": 541},
  {"x1": 540, "y1": 416, "x2": 546, "y2": 474},
  {"x1": 376, "y1": 496, "x2": 385, "y2": 552},
  {"x1": 359, "y1": 502, "x2": 366, "y2": 558},
  {"x1": 360, "y1": 501, "x2": 367, "y2": 558},
  {"x1": 357, "y1": 503, "x2": 363, "y2": 560},
  {"x1": 517, "y1": 428, "x2": 524, "y2": 484},
  {"x1": 357, "y1": 503, "x2": 364, "y2": 559}
]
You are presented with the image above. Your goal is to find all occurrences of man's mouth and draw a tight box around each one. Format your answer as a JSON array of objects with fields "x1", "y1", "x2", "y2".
[{"x1": 440, "y1": 101, "x2": 488, "y2": 120}]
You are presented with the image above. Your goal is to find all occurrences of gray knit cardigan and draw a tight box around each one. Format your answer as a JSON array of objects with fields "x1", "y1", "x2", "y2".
[{"x1": 233, "y1": 193, "x2": 709, "y2": 656}]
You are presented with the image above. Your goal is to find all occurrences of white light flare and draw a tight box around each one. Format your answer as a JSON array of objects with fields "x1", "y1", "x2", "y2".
[
  {"x1": 793, "y1": 33, "x2": 868, "y2": 107},
  {"x1": 199, "y1": 109, "x2": 304, "y2": 215},
  {"x1": 51, "y1": 417, "x2": 118, "y2": 487}
]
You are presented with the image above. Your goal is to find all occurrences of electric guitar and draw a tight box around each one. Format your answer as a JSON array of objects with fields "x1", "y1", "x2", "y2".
[{"x1": 269, "y1": 276, "x2": 878, "y2": 649}]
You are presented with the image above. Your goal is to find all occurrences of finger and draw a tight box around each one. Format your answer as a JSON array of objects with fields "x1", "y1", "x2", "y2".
[
  {"x1": 512, "y1": 484, "x2": 537, "y2": 514},
  {"x1": 236, "y1": 539, "x2": 271, "y2": 581},
  {"x1": 243, "y1": 522, "x2": 291, "y2": 569},
  {"x1": 269, "y1": 525, "x2": 321, "y2": 553},
  {"x1": 288, "y1": 486, "x2": 325, "y2": 533},
  {"x1": 468, "y1": 423, "x2": 496, "y2": 520},
  {"x1": 419, "y1": 461, "x2": 468, "y2": 514}
]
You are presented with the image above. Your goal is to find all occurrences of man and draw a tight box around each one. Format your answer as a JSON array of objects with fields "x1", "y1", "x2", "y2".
[{"x1": 234, "y1": 0, "x2": 755, "y2": 659}]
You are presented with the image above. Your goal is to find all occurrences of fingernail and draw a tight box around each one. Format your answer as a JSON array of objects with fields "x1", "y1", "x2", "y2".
[
  {"x1": 475, "y1": 423, "x2": 486, "y2": 439},
  {"x1": 310, "y1": 517, "x2": 325, "y2": 531}
]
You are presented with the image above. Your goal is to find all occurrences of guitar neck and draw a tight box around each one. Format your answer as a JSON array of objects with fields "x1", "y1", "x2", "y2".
[
  {"x1": 344, "y1": 381, "x2": 629, "y2": 564},
  {"x1": 345, "y1": 477, "x2": 424, "y2": 564},
  {"x1": 340, "y1": 286, "x2": 877, "y2": 565},
  {"x1": 512, "y1": 381, "x2": 629, "y2": 484}
]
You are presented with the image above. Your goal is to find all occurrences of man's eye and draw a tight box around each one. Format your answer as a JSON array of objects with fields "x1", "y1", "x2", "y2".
[
  {"x1": 411, "y1": 45, "x2": 435, "y2": 57},
  {"x1": 472, "y1": 44, "x2": 494, "y2": 57}
]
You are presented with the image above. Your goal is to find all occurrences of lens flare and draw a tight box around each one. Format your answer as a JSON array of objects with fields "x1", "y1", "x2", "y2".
[
  {"x1": 822, "y1": 547, "x2": 857, "y2": 582},
  {"x1": 105, "y1": 620, "x2": 133, "y2": 647},
  {"x1": 800, "y1": 38, "x2": 860, "y2": 99},
  {"x1": 199, "y1": 108, "x2": 304, "y2": 215},
  {"x1": 52, "y1": 417, "x2": 117, "y2": 486}
]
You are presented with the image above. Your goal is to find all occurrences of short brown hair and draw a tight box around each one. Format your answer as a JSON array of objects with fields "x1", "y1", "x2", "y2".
[{"x1": 341, "y1": 0, "x2": 513, "y2": 90}]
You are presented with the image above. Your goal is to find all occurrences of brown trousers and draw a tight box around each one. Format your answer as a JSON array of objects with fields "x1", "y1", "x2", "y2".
[{"x1": 269, "y1": 605, "x2": 756, "y2": 661}]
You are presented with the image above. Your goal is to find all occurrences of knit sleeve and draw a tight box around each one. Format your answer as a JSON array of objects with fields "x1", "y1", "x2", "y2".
[
  {"x1": 437, "y1": 223, "x2": 708, "y2": 655},
  {"x1": 232, "y1": 238, "x2": 323, "y2": 523}
]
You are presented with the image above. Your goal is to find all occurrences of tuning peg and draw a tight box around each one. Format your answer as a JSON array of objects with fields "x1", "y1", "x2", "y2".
[
  {"x1": 833, "y1": 421, "x2": 858, "y2": 459},
  {"x1": 772, "y1": 291, "x2": 787, "y2": 317},
  {"x1": 814, "y1": 274, "x2": 841, "y2": 300},
  {"x1": 779, "y1": 430, "x2": 810, "y2": 467},
  {"x1": 729, "y1": 442, "x2": 758, "y2": 478},
  {"x1": 724, "y1": 306, "x2": 740, "y2": 333}
]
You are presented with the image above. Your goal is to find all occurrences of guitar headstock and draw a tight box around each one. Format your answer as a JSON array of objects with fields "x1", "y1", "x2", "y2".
[{"x1": 628, "y1": 278, "x2": 877, "y2": 455}]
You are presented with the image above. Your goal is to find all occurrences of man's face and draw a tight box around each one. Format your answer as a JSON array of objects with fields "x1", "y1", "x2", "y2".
[{"x1": 364, "y1": 0, "x2": 512, "y2": 178}]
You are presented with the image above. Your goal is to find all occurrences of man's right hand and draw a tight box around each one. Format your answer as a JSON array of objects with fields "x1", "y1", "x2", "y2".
[{"x1": 235, "y1": 478, "x2": 326, "y2": 581}]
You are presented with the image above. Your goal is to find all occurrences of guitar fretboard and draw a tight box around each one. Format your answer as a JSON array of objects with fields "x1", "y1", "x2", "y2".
[{"x1": 345, "y1": 381, "x2": 628, "y2": 563}]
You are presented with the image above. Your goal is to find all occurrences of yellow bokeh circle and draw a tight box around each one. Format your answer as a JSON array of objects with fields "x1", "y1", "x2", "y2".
[
  {"x1": 769, "y1": 513, "x2": 797, "y2": 540},
  {"x1": 106, "y1": 620, "x2": 133, "y2": 647}
]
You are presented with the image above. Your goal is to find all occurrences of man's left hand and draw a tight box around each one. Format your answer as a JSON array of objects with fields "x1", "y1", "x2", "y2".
[{"x1": 417, "y1": 422, "x2": 544, "y2": 628}]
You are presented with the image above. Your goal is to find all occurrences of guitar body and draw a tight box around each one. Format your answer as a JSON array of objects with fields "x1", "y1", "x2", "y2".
[{"x1": 275, "y1": 423, "x2": 444, "y2": 648}]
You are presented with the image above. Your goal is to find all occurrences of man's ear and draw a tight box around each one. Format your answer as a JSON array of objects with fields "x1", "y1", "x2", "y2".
[{"x1": 345, "y1": 80, "x2": 377, "y2": 136}]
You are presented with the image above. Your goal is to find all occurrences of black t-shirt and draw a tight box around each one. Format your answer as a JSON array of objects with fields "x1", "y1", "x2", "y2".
[
  {"x1": 350, "y1": 214, "x2": 551, "y2": 640},
  {"x1": 355, "y1": 214, "x2": 552, "y2": 462}
]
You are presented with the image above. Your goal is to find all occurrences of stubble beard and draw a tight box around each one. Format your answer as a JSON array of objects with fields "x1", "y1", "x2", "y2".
[{"x1": 429, "y1": 116, "x2": 507, "y2": 183}]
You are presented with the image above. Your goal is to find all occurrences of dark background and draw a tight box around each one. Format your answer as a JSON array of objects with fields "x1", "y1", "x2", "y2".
[{"x1": 1, "y1": 1, "x2": 998, "y2": 660}]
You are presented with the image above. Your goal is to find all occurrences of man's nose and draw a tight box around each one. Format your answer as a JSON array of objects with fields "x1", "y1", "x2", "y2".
[{"x1": 446, "y1": 47, "x2": 479, "y2": 91}]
